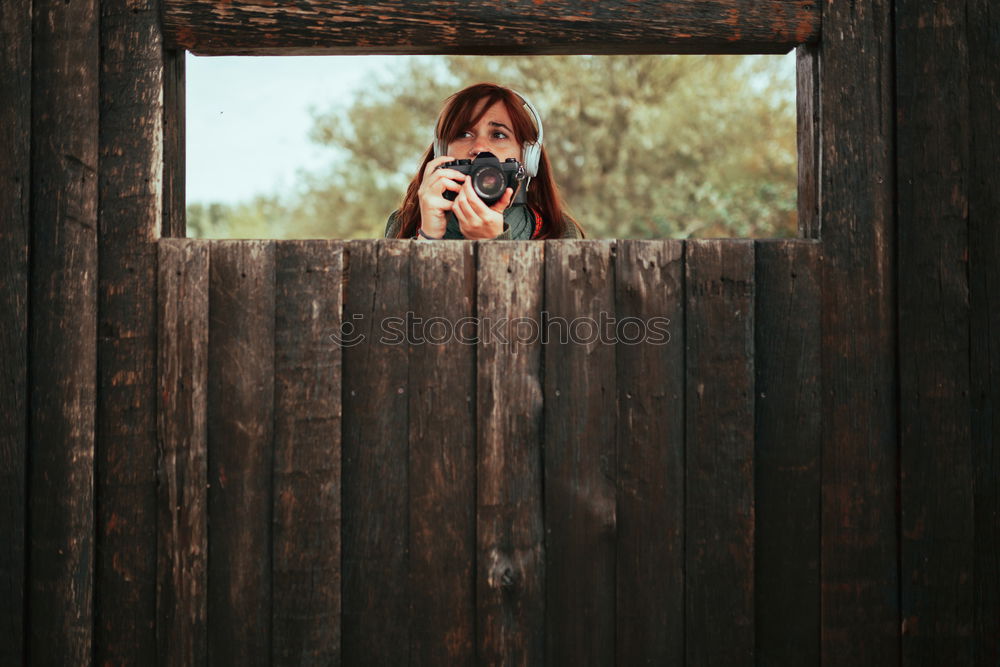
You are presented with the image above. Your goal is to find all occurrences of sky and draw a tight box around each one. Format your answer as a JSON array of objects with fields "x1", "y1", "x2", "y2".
[{"x1": 185, "y1": 53, "x2": 400, "y2": 205}]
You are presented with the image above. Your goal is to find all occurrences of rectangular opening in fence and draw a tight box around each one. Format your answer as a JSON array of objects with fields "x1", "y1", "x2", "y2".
[{"x1": 184, "y1": 52, "x2": 803, "y2": 241}]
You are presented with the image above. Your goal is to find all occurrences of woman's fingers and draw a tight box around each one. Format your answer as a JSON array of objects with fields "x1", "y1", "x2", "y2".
[{"x1": 453, "y1": 180, "x2": 506, "y2": 238}]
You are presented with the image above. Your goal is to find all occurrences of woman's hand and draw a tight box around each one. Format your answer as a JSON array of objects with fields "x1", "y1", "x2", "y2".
[
  {"x1": 417, "y1": 155, "x2": 514, "y2": 240},
  {"x1": 452, "y1": 178, "x2": 514, "y2": 240},
  {"x1": 417, "y1": 156, "x2": 465, "y2": 239}
]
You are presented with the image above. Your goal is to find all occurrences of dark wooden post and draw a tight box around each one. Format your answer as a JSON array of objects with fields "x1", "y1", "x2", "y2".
[
  {"x1": 615, "y1": 240, "x2": 685, "y2": 666},
  {"x1": 543, "y1": 241, "x2": 618, "y2": 666},
  {"x1": 684, "y1": 240, "x2": 756, "y2": 667},
  {"x1": 341, "y1": 241, "x2": 411, "y2": 665},
  {"x1": 162, "y1": 49, "x2": 185, "y2": 238},
  {"x1": 476, "y1": 243, "x2": 546, "y2": 666},
  {"x1": 206, "y1": 241, "x2": 276, "y2": 667},
  {"x1": 967, "y1": 1, "x2": 1000, "y2": 663},
  {"x1": 896, "y1": 0, "x2": 976, "y2": 662},
  {"x1": 96, "y1": 0, "x2": 164, "y2": 661},
  {"x1": 407, "y1": 242, "x2": 477, "y2": 665},
  {"x1": 0, "y1": 0, "x2": 31, "y2": 662},
  {"x1": 28, "y1": 0, "x2": 99, "y2": 662},
  {"x1": 157, "y1": 239, "x2": 210, "y2": 667},
  {"x1": 818, "y1": 0, "x2": 899, "y2": 664},
  {"x1": 272, "y1": 241, "x2": 344, "y2": 665},
  {"x1": 754, "y1": 240, "x2": 822, "y2": 666}
]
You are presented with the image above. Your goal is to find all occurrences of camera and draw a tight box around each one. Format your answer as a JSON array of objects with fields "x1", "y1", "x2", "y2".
[{"x1": 440, "y1": 152, "x2": 526, "y2": 206}]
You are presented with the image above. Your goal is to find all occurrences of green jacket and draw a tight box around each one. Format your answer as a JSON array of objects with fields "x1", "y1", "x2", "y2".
[{"x1": 384, "y1": 206, "x2": 582, "y2": 240}]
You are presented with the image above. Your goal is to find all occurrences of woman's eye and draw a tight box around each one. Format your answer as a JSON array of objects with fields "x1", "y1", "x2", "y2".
[{"x1": 492, "y1": 131, "x2": 509, "y2": 140}]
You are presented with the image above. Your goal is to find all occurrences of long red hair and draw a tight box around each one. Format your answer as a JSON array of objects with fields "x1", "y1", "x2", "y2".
[{"x1": 391, "y1": 83, "x2": 583, "y2": 239}]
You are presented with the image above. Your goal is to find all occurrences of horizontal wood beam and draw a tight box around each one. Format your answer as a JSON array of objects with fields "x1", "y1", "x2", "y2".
[{"x1": 162, "y1": 0, "x2": 819, "y2": 56}]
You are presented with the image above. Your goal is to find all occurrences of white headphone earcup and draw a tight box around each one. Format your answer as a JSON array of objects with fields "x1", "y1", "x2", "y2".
[{"x1": 522, "y1": 142, "x2": 541, "y2": 177}]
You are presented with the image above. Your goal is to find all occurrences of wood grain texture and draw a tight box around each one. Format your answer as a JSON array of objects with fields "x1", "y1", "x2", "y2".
[
  {"x1": 543, "y1": 240, "x2": 617, "y2": 667},
  {"x1": 162, "y1": 0, "x2": 819, "y2": 56},
  {"x1": 162, "y1": 49, "x2": 185, "y2": 238},
  {"x1": 95, "y1": 0, "x2": 163, "y2": 661},
  {"x1": 614, "y1": 240, "x2": 684, "y2": 666},
  {"x1": 27, "y1": 0, "x2": 99, "y2": 662},
  {"x1": 272, "y1": 241, "x2": 344, "y2": 666},
  {"x1": 207, "y1": 240, "x2": 275, "y2": 667},
  {"x1": 754, "y1": 240, "x2": 821, "y2": 666},
  {"x1": 408, "y1": 241, "x2": 477, "y2": 666},
  {"x1": 896, "y1": 1, "x2": 975, "y2": 663},
  {"x1": 684, "y1": 239, "x2": 755, "y2": 667},
  {"x1": 0, "y1": 0, "x2": 30, "y2": 661},
  {"x1": 818, "y1": 0, "x2": 898, "y2": 663},
  {"x1": 341, "y1": 240, "x2": 411, "y2": 666},
  {"x1": 967, "y1": 0, "x2": 1000, "y2": 663},
  {"x1": 157, "y1": 239, "x2": 209, "y2": 667},
  {"x1": 476, "y1": 242, "x2": 545, "y2": 667},
  {"x1": 797, "y1": 44, "x2": 820, "y2": 239}
]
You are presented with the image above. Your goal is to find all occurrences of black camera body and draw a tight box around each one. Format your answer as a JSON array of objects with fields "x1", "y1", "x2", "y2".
[{"x1": 440, "y1": 152, "x2": 526, "y2": 206}]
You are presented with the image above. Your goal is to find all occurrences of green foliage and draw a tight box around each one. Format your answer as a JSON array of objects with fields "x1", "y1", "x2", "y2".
[{"x1": 189, "y1": 54, "x2": 798, "y2": 240}]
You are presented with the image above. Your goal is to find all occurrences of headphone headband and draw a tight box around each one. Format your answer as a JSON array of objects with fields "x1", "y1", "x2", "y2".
[{"x1": 433, "y1": 88, "x2": 544, "y2": 178}]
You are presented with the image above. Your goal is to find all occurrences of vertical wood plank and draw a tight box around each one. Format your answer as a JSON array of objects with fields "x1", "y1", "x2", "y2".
[
  {"x1": 0, "y1": 0, "x2": 30, "y2": 660},
  {"x1": 544, "y1": 240, "x2": 617, "y2": 667},
  {"x1": 968, "y1": 0, "x2": 1000, "y2": 663},
  {"x1": 408, "y1": 241, "x2": 477, "y2": 666},
  {"x1": 896, "y1": 1, "x2": 975, "y2": 663},
  {"x1": 684, "y1": 239, "x2": 755, "y2": 667},
  {"x1": 28, "y1": 0, "x2": 99, "y2": 661},
  {"x1": 818, "y1": 0, "x2": 899, "y2": 663},
  {"x1": 162, "y1": 49, "x2": 185, "y2": 238},
  {"x1": 797, "y1": 43, "x2": 820, "y2": 239},
  {"x1": 341, "y1": 240, "x2": 410, "y2": 665},
  {"x1": 96, "y1": 0, "x2": 163, "y2": 661},
  {"x1": 476, "y1": 242, "x2": 546, "y2": 666},
  {"x1": 157, "y1": 239, "x2": 209, "y2": 667},
  {"x1": 272, "y1": 241, "x2": 344, "y2": 665},
  {"x1": 615, "y1": 240, "x2": 685, "y2": 666},
  {"x1": 754, "y1": 240, "x2": 821, "y2": 666},
  {"x1": 207, "y1": 240, "x2": 275, "y2": 666}
]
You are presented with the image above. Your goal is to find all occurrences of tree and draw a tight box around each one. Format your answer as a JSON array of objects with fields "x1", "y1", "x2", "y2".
[{"x1": 192, "y1": 54, "x2": 797, "y2": 240}]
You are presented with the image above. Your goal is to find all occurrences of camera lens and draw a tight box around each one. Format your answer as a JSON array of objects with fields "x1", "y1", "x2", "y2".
[{"x1": 472, "y1": 165, "x2": 504, "y2": 200}]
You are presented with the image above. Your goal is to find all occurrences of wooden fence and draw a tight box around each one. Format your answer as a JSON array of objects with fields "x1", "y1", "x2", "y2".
[
  {"x1": 156, "y1": 237, "x2": 819, "y2": 665},
  {"x1": 4, "y1": 0, "x2": 999, "y2": 663}
]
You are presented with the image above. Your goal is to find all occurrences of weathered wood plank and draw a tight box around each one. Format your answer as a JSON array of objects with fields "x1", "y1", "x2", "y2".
[
  {"x1": 162, "y1": 49, "x2": 185, "y2": 238},
  {"x1": 896, "y1": 1, "x2": 975, "y2": 663},
  {"x1": 272, "y1": 241, "x2": 344, "y2": 666},
  {"x1": 408, "y1": 241, "x2": 477, "y2": 666},
  {"x1": 0, "y1": 0, "x2": 30, "y2": 660},
  {"x1": 797, "y1": 44, "x2": 820, "y2": 239},
  {"x1": 968, "y1": 0, "x2": 1000, "y2": 663},
  {"x1": 684, "y1": 239, "x2": 755, "y2": 667},
  {"x1": 207, "y1": 240, "x2": 275, "y2": 667},
  {"x1": 754, "y1": 240, "x2": 821, "y2": 666},
  {"x1": 544, "y1": 240, "x2": 617, "y2": 666},
  {"x1": 156, "y1": 239, "x2": 209, "y2": 667},
  {"x1": 476, "y1": 242, "x2": 545, "y2": 666},
  {"x1": 615, "y1": 240, "x2": 684, "y2": 666},
  {"x1": 28, "y1": 0, "x2": 99, "y2": 661},
  {"x1": 162, "y1": 0, "x2": 819, "y2": 56},
  {"x1": 95, "y1": 0, "x2": 163, "y2": 661},
  {"x1": 818, "y1": 0, "x2": 898, "y2": 663},
  {"x1": 341, "y1": 240, "x2": 411, "y2": 665}
]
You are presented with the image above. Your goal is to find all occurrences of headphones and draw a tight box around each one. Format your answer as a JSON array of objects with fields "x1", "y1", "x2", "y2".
[{"x1": 433, "y1": 88, "x2": 544, "y2": 178}]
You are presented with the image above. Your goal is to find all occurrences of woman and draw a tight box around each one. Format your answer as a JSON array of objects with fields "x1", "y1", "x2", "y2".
[{"x1": 384, "y1": 83, "x2": 585, "y2": 240}]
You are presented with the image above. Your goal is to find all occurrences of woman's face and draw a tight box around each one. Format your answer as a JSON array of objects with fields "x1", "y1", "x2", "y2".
[{"x1": 446, "y1": 99, "x2": 523, "y2": 163}]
